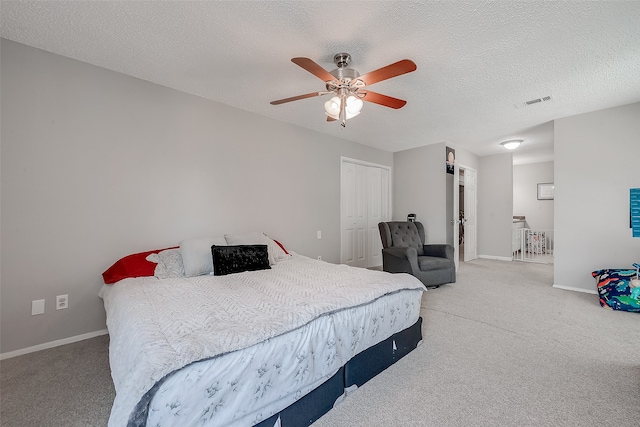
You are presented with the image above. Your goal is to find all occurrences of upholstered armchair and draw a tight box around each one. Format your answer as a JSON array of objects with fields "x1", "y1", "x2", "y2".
[{"x1": 378, "y1": 221, "x2": 456, "y2": 288}]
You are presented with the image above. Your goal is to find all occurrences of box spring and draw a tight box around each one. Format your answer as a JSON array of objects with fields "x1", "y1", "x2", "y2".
[{"x1": 255, "y1": 316, "x2": 423, "y2": 427}]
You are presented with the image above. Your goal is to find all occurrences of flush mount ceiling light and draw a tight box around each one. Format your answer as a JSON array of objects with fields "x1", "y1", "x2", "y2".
[
  {"x1": 501, "y1": 139, "x2": 523, "y2": 150},
  {"x1": 271, "y1": 53, "x2": 416, "y2": 128}
]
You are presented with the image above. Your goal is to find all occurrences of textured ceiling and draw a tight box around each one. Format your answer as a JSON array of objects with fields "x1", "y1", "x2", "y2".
[{"x1": 2, "y1": 1, "x2": 640, "y2": 163}]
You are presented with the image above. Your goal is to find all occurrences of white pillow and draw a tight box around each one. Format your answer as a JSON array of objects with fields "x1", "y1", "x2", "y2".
[
  {"x1": 265, "y1": 235, "x2": 291, "y2": 262},
  {"x1": 224, "y1": 232, "x2": 282, "y2": 265},
  {"x1": 180, "y1": 236, "x2": 227, "y2": 277},
  {"x1": 146, "y1": 253, "x2": 160, "y2": 264},
  {"x1": 154, "y1": 248, "x2": 185, "y2": 279}
]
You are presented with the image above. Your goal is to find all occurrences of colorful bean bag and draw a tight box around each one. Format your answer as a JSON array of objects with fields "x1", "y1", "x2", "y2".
[{"x1": 591, "y1": 269, "x2": 640, "y2": 312}]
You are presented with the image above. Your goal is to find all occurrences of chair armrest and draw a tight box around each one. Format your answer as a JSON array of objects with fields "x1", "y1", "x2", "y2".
[
  {"x1": 423, "y1": 244, "x2": 455, "y2": 261},
  {"x1": 382, "y1": 247, "x2": 420, "y2": 274},
  {"x1": 384, "y1": 246, "x2": 418, "y2": 259}
]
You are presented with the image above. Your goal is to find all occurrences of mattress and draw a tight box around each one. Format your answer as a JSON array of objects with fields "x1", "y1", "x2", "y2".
[{"x1": 99, "y1": 254, "x2": 424, "y2": 426}]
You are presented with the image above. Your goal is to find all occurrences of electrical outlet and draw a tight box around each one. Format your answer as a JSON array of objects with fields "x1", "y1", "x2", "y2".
[
  {"x1": 31, "y1": 299, "x2": 45, "y2": 316},
  {"x1": 56, "y1": 294, "x2": 68, "y2": 310}
]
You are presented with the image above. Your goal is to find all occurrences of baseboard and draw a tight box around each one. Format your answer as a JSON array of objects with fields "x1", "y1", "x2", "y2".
[
  {"x1": 552, "y1": 284, "x2": 598, "y2": 295},
  {"x1": 0, "y1": 329, "x2": 109, "y2": 360},
  {"x1": 477, "y1": 255, "x2": 513, "y2": 262}
]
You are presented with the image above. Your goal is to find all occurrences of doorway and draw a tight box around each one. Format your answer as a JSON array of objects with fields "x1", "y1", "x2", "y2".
[
  {"x1": 459, "y1": 168, "x2": 465, "y2": 262},
  {"x1": 454, "y1": 165, "x2": 477, "y2": 268}
]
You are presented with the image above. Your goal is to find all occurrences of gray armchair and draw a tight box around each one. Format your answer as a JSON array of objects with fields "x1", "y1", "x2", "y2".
[{"x1": 378, "y1": 221, "x2": 456, "y2": 288}]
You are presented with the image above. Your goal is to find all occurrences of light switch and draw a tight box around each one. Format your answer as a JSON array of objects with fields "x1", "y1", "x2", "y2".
[{"x1": 317, "y1": 230, "x2": 322, "y2": 239}]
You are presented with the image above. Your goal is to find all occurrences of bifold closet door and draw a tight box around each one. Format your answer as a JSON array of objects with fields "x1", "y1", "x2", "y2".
[
  {"x1": 366, "y1": 167, "x2": 391, "y2": 268},
  {"x1": 341, "y1": 161, "x2": 390, "y2": 268}
]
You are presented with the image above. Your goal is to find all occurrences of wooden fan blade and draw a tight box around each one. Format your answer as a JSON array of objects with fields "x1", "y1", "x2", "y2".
[
  {"x1": 270, "y1": 92, "x2": 324, "y2": 105},
  {"x1": 291, "y1": 57, "x2": 336, "y2": 82},
  {"x1": 361, "y1": 91, "x2": 407, "y2": 109},
  {"x1": 327, "y1": 116, "x2": 336, "y2": 122},
  {"x1": 357, "y1": 59, "x2": 417, "y2": 86}
]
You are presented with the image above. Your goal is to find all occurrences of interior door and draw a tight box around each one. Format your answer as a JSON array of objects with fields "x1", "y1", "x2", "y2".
[
  {"x1": 463, "y1": 167, "x2": 478, "y2": 261},
  {"x1": 341, "y1": 162, "x2": 367, "y2": 267}
]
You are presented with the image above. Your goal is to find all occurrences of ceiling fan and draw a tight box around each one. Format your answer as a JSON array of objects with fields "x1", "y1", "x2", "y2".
[{"x1": 270, "y1": 53, "x2": 417, "y2": 127}]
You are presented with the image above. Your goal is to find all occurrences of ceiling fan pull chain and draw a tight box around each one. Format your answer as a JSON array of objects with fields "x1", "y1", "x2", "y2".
[{"x1": 339, "y1": 93, "x2": 346, "y2": 127}]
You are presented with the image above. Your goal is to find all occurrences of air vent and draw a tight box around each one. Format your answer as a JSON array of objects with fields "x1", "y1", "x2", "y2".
[{"x1": 514, "y1": 95, "x2": 553, "y2": 109}]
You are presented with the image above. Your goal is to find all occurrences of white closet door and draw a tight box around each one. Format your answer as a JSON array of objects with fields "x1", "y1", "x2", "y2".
[
  {"x1": 380, "y1": 168, "x2": 390, "y2": 223},
  {"x1": 341, "y1": 162, "x2": 367, "y2": 267},
  {"x1": 367, "y1": 167, "x2": 383, "y2": 268},
  {"x1": 372, "y1": 168, "x2": 390, "y2": 268},
  {"x1": 341, "y1": 160, "x2": 391, "y2": 268}
]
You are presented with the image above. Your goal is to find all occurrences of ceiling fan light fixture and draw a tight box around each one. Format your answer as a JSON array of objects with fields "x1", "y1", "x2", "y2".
[
  {"x1": 345, "y1": 95, "x2": 364, "y2": 116},
  {"x1": 324, "y1": 96, "x2": 341, "y2": 118},
  {"x1": 324, "y1": 95, "x2": 363, "y2": 120},
  {"x1": 501, "y1": 139, "x2": 523, "y2": 150}
]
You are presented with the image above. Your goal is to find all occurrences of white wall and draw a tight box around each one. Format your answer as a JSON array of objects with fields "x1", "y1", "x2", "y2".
[
  {"x1": 477, "y1": 153, "x2": 513, "y2": 259},
  {"x1": 0, "y1": 39, "x2": 393, "y2": 354},
  {"x1": 554, "y1": 102, "x2": 640, "y2": 292},
  {"x1": 513, "y1": 161, "x2": 554, "y2": 229}
]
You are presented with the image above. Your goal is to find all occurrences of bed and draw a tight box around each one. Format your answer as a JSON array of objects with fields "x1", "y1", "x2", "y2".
[{"x1": 100, "y1": 233, "x2": 425, "y2": 426}]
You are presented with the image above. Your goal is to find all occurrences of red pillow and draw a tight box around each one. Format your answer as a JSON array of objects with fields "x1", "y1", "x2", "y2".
[{"x1": 102, "y1": 247, "x2": 176, "y2": 284}]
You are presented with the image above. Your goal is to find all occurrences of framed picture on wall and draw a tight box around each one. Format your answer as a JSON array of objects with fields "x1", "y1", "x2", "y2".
[
  {"x1": 537, "y1": 183, "x2": 554, "y2": 200},
  {"x1": 446, "y1": 147, "x2": 455, "y2": 174}
]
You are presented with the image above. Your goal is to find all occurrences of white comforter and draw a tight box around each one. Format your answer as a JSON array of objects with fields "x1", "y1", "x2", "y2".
[{"x1": 100, "y1": 255, "x2": 424, "y2": 426}]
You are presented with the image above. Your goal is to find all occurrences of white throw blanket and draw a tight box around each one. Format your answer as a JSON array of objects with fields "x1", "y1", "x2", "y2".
[{"x1": 99, "y1": 255, "x2": 424, "y2": 426}]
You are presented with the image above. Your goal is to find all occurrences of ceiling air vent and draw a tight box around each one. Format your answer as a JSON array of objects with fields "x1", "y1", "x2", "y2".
[{"x1": 514, "y1": 95, "x2": 552, "y2": 109}]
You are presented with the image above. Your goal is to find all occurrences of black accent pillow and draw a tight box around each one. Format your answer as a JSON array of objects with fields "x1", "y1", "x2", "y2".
[{"x1": 211, "y1": 245, "x2": 271, "y2": 276}]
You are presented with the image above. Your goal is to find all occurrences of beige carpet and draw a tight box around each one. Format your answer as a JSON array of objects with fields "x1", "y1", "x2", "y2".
[
  {"x1": 314, "y1": 259, "x2": 640, "y2": 427},
  {"x1": 1, "y1": 259, "x2": 638, "y2": 426},
  {"x1": 0, "y1": 333, "x2": 113, "y2": 426}
]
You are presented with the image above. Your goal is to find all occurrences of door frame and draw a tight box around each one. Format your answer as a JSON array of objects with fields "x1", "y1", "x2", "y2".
[{"x1": 340, "y1": 157, "x2": 393, "y2": 266}]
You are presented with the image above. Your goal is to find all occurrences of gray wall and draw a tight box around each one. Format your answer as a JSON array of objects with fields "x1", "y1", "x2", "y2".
[
  {"x1": 0, "y1": 39, "x2": 393, "y2": 354},
  {"x1": 393, "y1": 143, "x2": 480, "y2": 245},
  {"x1": 554, "y1": 102, "x2": 640, "y2": 292},
  {"x1": 477, "y1": 153, "x2": 514, "y2": 259},
  {"x1": 513, "y1": 161, "x2": 554, "y2": 229},
  {"x1": 393, "y1": 143, "x2": 447, "y2": 243},
  {"x1": 446, "y1": 172, "x2": 454, "y2": 245},
  {"x1": 454, "y1": 147, "x2": 480, "y2": 172}
]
